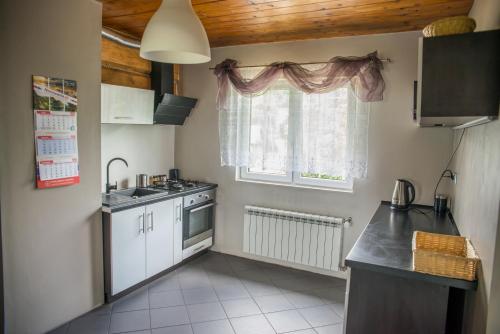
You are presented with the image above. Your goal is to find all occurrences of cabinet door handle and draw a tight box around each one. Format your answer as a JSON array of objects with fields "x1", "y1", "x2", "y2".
[
  {"x1": 114, "y1": 116, "x2": 133, "y2": 119},
  {"x1": 191, "y1": 202, "x2": 215, "y2": 213},
  {"x1": 193, "y1": 245, "x2": 205, "y2": 252},
  {"x1": 151, "y1": 211, "x2": 154, "y2": 231},
  {"x1": 147, "y1": 212, "x2": 153, "y2": 231},
  {"x1": 176, "y1": 204, "x2": 182, "y2": 222},
  {"x1": 139, "y1": 214, "x2": 145, "y2": 234}
]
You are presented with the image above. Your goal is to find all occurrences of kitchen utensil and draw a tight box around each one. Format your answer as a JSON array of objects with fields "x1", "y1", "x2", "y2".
[
  {"x1": 391, "y1": 179, "x2": 415, "y2": 210},
  {"x1": 169, "y1": 168, "x2": 180, "y2": 181},
  {"x1": 434, "y1": 195, "x2": 448, "y2": 215},
  {"x1": 136, "y1": 174, "x2": 148, "y2": 188}
]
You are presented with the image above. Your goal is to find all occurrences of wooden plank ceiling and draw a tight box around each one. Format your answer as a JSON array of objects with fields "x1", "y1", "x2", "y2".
[{"x1": 102, "y1": 0, "x2": 473, "y2": 47}]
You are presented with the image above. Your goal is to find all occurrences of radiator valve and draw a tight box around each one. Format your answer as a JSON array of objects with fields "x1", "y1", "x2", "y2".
[{"x1": 343, "y1": 217, "x2": 353, "y2": 228}]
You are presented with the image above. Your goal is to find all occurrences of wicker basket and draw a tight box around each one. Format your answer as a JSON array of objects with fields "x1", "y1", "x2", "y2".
[
  {"x1": 412, "y1": 231, "x2": 479, "y2": 281},
  {"x1": 423, "y1": 16, "x2": 476, "y2": 37}
]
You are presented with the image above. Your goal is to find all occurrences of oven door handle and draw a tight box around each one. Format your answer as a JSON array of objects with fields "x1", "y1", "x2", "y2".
[{"x1": 189, "y1": 202, "x2": 215, "y2": 213}]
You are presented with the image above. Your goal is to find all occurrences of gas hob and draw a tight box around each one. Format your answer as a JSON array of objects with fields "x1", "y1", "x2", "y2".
[{"x1": 148, "y1": 179, "x2": 208, "y2": 193}]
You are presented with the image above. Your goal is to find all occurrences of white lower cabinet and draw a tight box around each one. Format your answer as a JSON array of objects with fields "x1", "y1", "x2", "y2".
[
  {"x1": 146, "y1": 200, "x2": 174, "y2": 278},
  {"x1": 173, "y1": 197, "x2": 184, "y2": 265},
  {"x1": 111, "y1": 206, "x2": 147, "y2": 295},
  {"x1": 111, "y1": 199, "x2": 175, "y2": 295}
]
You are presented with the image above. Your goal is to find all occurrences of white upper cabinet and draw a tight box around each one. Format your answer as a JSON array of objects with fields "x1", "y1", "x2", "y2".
[{"x1": 101, "y1": 83, "x2": 154, "y2": 124}]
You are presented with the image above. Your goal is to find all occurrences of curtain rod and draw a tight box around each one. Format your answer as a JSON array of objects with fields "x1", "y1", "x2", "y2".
[{"x1": 208, "y1": 57, "x2": 392, "y2": 70}]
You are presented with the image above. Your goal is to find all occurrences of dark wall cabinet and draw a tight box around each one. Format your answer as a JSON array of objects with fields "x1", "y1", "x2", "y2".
[{"x1": 417, "y1": 30, "x2": 500, "y2": 127}]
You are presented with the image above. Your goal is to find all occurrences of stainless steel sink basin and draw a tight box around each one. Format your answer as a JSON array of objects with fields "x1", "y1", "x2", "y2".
[{"x1": 113, "y1": 188, "x2": 163, "y2": 199}]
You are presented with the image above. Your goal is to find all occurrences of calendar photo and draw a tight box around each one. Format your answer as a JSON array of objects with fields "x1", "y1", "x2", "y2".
[{"x1": 33, "y1": 75, "x2": 78, "y2": 112}]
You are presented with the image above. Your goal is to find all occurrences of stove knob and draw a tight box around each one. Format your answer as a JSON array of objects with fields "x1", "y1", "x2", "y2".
[
  {"x1": 190, "y1": 199, "x2": 195, "y2": 205},
  {"x1": 204, "y1": 195, "x2": 210, "y2": 199}
]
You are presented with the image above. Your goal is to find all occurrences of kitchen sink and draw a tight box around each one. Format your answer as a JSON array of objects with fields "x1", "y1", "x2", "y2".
[{"x1": 113, "y1": 188, "x2": 163, "y2": 199}]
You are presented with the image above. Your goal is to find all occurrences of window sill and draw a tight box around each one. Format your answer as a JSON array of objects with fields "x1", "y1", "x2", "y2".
[{"x1": 235, "y1": 176, "x2": 354, "y2": 193}]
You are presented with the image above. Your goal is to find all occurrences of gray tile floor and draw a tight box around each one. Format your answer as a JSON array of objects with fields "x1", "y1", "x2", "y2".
[{"x1": 48, "y1": 252, "x2": 346, "y2": 334}]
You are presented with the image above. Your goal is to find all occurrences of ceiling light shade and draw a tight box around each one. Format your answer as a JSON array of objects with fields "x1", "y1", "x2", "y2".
[{"x1": 140, "y1": 0, "x2": 211, "y2": 64}]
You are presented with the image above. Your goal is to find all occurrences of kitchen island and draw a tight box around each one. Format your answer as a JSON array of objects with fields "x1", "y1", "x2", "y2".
[{"x1": 344, "y1": 202, "x2": 476, "y2": 334}]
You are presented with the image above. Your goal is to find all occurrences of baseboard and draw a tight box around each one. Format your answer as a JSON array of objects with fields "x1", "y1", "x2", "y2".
[{"x1": 214, "y1": 248, "x2": 347, "y2": 280}]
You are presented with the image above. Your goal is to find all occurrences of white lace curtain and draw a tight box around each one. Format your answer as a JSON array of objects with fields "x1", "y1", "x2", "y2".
[{"x1": 219, "y1": 71, "x2": 371, "y2": 180}]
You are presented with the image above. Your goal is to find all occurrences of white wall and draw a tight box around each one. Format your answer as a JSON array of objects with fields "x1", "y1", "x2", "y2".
[
  {"x1": 0, "y1": 0, "x2": 102, "y2": 332},
  {"x1": 451, "y1": 1, "x2": 500, "y2": 333},
  {"x1": 451, "y1": 121, "x2": 500, "y2": 334},
  {"x1": 101, "y1": 124, "x2": 175, "y2": 191},
  {"x1": 469, "y1": 0, "x2": 500, "y2": 31},
  {"x1": 176, "y1": 31, "x2": 454, "y2": 275}
]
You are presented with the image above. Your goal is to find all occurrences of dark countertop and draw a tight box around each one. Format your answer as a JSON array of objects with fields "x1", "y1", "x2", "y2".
[
  {"x1": 345, "y1": 201, "x2": 477, "y2": 290},
  {"x1": 102, "y1": 183, "x2": 218, "y2": 213}
]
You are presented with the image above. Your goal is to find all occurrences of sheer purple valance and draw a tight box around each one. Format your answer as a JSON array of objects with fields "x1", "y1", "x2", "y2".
[{"x1": 213, "y1": 51, "x2": 386, "y2": 111}]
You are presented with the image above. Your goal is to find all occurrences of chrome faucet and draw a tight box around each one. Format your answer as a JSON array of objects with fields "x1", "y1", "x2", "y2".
[{"x1": 106, "y1": 157, "x2": 128, "y2": 194}]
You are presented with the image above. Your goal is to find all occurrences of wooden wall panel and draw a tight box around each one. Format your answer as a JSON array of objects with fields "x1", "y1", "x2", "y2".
[
  {"x1": 102, "y1": 37, "x2": 150, "y2": 74},
  {"x1": 101, "y1": 36, "x2": 151, "y2": 89},
  {"x1": 100, "y1": 36, "x2": 182, "y2": 93},
  {"x1": 101, "y1": 67, "x2": 151, "y2": 89}
]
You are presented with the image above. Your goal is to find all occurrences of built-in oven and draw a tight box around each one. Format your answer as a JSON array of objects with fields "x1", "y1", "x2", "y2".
[{"x1": 183, "y1": 189, "x2": 215, "y2": 249}]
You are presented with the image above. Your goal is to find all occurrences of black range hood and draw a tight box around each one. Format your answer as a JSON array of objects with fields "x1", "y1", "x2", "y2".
[{"x1": 151, "y1": 62, "x2": 198, "y2": 125}]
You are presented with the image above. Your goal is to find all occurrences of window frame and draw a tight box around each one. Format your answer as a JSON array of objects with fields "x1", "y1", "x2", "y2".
[
  {"x1": 293, "y1": 172, "x2": 353, "y2": 190},
  {"x1": 237, "y1": 168, "x2": 354, "y2": 192},
  {"x1": 241, "y1": 80, "x2": 295, "y2": 183},
  {"x1": 235, "y1": 76, "x2": 355, "y2": 192},
  {"x1": 240, "y1": 168, "x2": 293, "y2": 184}
]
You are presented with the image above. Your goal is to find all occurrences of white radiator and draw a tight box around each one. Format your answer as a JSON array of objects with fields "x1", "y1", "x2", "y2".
[{"x1": 243, "y1": 206, "x2": 351, "y2": 271}]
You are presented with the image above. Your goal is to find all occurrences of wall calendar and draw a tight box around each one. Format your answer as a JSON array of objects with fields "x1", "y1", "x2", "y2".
[{"x1": 33, "y1": 75, "x2": 80, "y2": 188}]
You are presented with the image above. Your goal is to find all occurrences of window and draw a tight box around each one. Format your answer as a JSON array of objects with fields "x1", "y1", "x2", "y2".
[
  {"x1": 218, "y1": 66, "x2": 369, "y2": 192},
  {"x1": 230, "y1": 74, "x2": 365, "y2": 191},
  {"x1": 243, "y1": 81, "x2": 293, "y2": 183}
]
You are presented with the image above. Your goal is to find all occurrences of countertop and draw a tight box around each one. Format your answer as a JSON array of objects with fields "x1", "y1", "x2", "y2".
[
  {"x1": 345, "y1": 201, "x2": 477, "y2": 290},
  {"x1": 102, "y1": 183, "x2": 218, "y2": 213}
]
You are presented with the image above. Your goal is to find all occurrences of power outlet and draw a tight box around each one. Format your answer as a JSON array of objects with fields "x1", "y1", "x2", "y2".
[{"x1": 451, "y1": 172, "x2": 458, "y2": 184}]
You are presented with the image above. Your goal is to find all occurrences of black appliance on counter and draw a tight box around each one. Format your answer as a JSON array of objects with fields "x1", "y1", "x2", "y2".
[{"x1": 169, "y1": 168, "x2": 180, "y2": 181}]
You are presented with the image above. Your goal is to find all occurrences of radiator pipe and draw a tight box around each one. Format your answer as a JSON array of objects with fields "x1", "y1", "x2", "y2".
[{"x1": 244, "y1": 205, "x2": 351, "y2": 226}]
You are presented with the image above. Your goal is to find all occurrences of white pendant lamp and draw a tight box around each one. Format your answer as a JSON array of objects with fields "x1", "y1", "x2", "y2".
[{"x1": 140, "y1": 0, "x2": 211, "y2": 64}]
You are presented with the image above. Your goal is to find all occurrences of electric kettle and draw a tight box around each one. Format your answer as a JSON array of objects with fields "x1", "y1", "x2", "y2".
[{"x1": 391, "y1": 179, "x2": 415, "y2": 210}]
